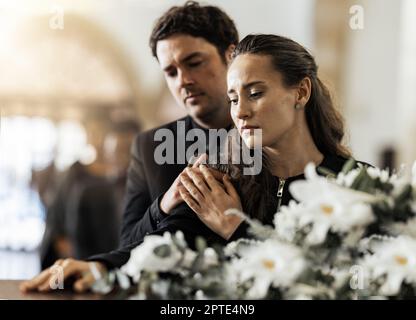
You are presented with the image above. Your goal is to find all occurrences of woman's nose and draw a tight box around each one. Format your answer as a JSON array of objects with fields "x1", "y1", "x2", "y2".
[{"x1": 235, "y1": 101, "x2": 252, "y2": 119}]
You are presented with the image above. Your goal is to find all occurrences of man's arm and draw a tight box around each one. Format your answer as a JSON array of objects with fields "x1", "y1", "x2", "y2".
[
  {"x1": 91, "y1": 203, "x2": 248, "y2": 270},
  {"x1": 90, "y1": 224, "x2": 182, "y2": 269},
  {"x1": 120, "y1": 134, "x2": 169, "y2": 246}
]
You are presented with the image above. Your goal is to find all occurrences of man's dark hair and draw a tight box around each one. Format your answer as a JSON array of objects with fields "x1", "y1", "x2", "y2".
[{"x1": 149, "y1": 1, "x2": 239, "y2": 61}]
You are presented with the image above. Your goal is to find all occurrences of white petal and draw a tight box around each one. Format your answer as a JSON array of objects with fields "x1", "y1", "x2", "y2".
[
  {"x1": 304, "y1": 162, "x2": 319, "y2": 180},
  {"x1": 289, "y1": 180, "x2": 326, "y2": 203},
  {"x1": 247, "y1": 277, "x2": 272, "y2": 299},
  {"x1": 306, "y1": 222, "x2": 330, "y2": 245},
  {"x1": 380, "y1": 272, "x2": 405, "y2": 296}
]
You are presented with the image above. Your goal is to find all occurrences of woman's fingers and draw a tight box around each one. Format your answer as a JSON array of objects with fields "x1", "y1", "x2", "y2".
[
  {"x1": 206, "y1": 167, "x2": 225, "y2": 182},
  {"x1": 191, "y1": 153, "x2": 208, "y2": 167},
  {"x1": 178, "y1": 186, "x2": 201, "y2": 213},
  {"x1": 180, "y1": 171, "x2": 205, "y2": 203},
  {"x1": 185, "y1": 167, "x2": 210, "y2": 194},
  {"x1": 200, "y1": 165, "x2": 223, "y2": 192},
  {"x1": 223, "y1": 175, "x2": 239, "y2": 199}
]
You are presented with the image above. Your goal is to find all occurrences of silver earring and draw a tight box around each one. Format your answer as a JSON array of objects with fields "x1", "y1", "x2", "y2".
[{"x1": 295, "y1": 103, "x2": 302, "y2": 110}]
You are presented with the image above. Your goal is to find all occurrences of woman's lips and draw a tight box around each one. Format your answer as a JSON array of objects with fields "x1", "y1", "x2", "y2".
[{"x1": 241, "y1": 126, "x2": 260, "y2": 134}]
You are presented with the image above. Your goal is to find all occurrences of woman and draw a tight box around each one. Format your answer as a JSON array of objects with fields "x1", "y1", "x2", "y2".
[
  {"x1": 178, "y1": 34, "x2": 354, "y2": 240},
  {"x1": 20, "y1": 34, "x2": 362, "y2": 294}
]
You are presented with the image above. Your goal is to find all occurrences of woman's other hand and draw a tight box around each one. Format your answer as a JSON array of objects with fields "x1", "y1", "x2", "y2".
[{"x1": 178, "y1": 165, "x2": 243, "y2": 240}]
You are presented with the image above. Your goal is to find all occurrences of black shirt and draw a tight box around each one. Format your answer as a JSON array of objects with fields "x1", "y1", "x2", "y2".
[{"x1": 272, "y1": 154, "x2": 352, "y2": 211}]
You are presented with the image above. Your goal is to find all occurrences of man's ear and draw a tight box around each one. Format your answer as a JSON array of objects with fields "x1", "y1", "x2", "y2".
[
  {"x1": 225, "y1": 44, "x2": 236, "y2": 64},
  {"x1": 296, "y1": 77, "x2": 312, "y2": 107}
]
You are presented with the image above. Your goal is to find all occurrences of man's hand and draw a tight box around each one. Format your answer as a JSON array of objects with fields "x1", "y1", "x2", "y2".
[{"x1": 19, "y1": 259, "x2": 107, "y2": 294}]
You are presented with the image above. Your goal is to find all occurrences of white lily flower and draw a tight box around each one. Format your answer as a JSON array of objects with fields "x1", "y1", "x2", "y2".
[
  {"x1": 273, "y1": 201, "x2": 305, "y2": 242},
  {"x1": 228, "y1": 239, "x2": 306, "y2": 299},
  {"x1": 336, "y1": 169, "x2": 360, "y2": 187},
  {"x1": 366, "y1": 167, "x2": 392, "y2": 183},
  {"x1": 203, "y1": 247, "x2": 219, "y2": 268},
  {"x1": 288, "y1": 163, "x2": 375, "y2": 244},
  {"x1": 362, "y1": 236, "x2": 416, "y2": 295},
  {"x1": 301, "y1": 201, "x2": 374, "y2": 245},
  {"x1": 121, "y1": 232, "x2": 182, "y2": 282}
]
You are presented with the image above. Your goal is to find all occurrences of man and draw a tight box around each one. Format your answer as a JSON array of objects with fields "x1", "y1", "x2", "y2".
[
  {"x1": 20, "y1": 1, "x2": 240, "y2": 293},
  {"x1": 119, "y1": 1, "x2": 238, "y2": 246}
]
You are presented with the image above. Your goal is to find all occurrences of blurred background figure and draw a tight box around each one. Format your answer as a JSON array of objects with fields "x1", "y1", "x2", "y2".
[
  {"x1": 1, "y1": 0, "x2": 416, "y2": 278},
  {"x1": 40, "y1": 113, "x2": 140, "y2": 269}
]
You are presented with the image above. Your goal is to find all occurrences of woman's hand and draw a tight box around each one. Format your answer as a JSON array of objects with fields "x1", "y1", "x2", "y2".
[
  {"x1": 178, "y1": 165, "x2": 243, "y2": 240},
  {"x1": 19, "y1": 259, "x2": 107, "y2": 294},
  {"x1": 160, "y1": 154, "x2": 208, "y2": 214}
]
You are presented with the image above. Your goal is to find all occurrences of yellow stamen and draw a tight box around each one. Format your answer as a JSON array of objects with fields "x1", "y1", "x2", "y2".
[
  {"x1": 262, "y1": 259, "x2": 275, "y2": 270},
  {"x1": 395, "y1": 255, "x2": 408, "y2": 266},
  {"x1": 320, "y1": 204, "x2": 334, "y2": 215}
]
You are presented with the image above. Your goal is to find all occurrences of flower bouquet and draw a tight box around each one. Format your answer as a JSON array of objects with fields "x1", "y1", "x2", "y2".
[{"x1": 93, "y1": 160, "x2": 416, "y2": 299}]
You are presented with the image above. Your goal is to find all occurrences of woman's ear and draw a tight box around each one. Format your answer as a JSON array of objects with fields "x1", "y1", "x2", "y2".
[
  {"x1": 296, "y1": 77, "x2": 312, "y2": 107},
  {"x1": 225, "y1": 44, "x2": 236, "y2": 64}
]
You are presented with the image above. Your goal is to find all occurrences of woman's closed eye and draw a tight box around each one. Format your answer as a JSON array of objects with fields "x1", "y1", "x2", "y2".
[
  {"x1": 249, "y1": 91, "x2": 263, "y2": 99},
  {"x1": 228, "y1": 97, "x2": 238, "y2": 106}
]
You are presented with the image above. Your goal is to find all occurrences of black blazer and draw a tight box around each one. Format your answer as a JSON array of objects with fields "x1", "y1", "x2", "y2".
[
  {"x1": 89, "y1": 116, "x2": 244, "y2": 268},
  {"x1": 119, "y1": 116, "x2": 191, "y2": 247},
  {"x1": 89, "y1": 203, "x2": 238, "y2": 269}
]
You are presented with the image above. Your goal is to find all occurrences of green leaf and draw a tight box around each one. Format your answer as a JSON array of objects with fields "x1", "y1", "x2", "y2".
[
  {"x1": 317, "y1": 166, "x2": 336, "y2": 178},
  {"x1": 153, "y1": 244, "x2": 171, "y2": 258},
  {"x1": 342, "y1": 158, "x2": 357, "y2": 174},
  {"x1": 195, "y1": 236, "x2": 207, "y2": 253}
]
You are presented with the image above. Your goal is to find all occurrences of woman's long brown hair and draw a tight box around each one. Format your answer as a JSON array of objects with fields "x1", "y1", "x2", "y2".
[{"x1": 211, "y1": 34, "x2": 351, "y2": 224}]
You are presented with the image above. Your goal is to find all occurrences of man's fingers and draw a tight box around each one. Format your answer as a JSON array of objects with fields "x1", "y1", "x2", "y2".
[
  {"x1": 39, "y1": 259, "x2": 87, "y2": 292},
  {"x1": 61, "y1": 259, "x2": 88, "y2": 280},
  {"x1": 20, "y1": 259, "x2": 99, "y2": 294},
  {"x1": 38, "y1": 260, "x2": 75, "y2": 292},
  {"x1": 20, "y1": 268, "x2": 53, "y2": 293},
  {"x1": 20, "y1": 258, "x2": 68, "y2": 292},
  {"x1": 73, "y1": 272, "x2": 95, "y2": 293}
]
